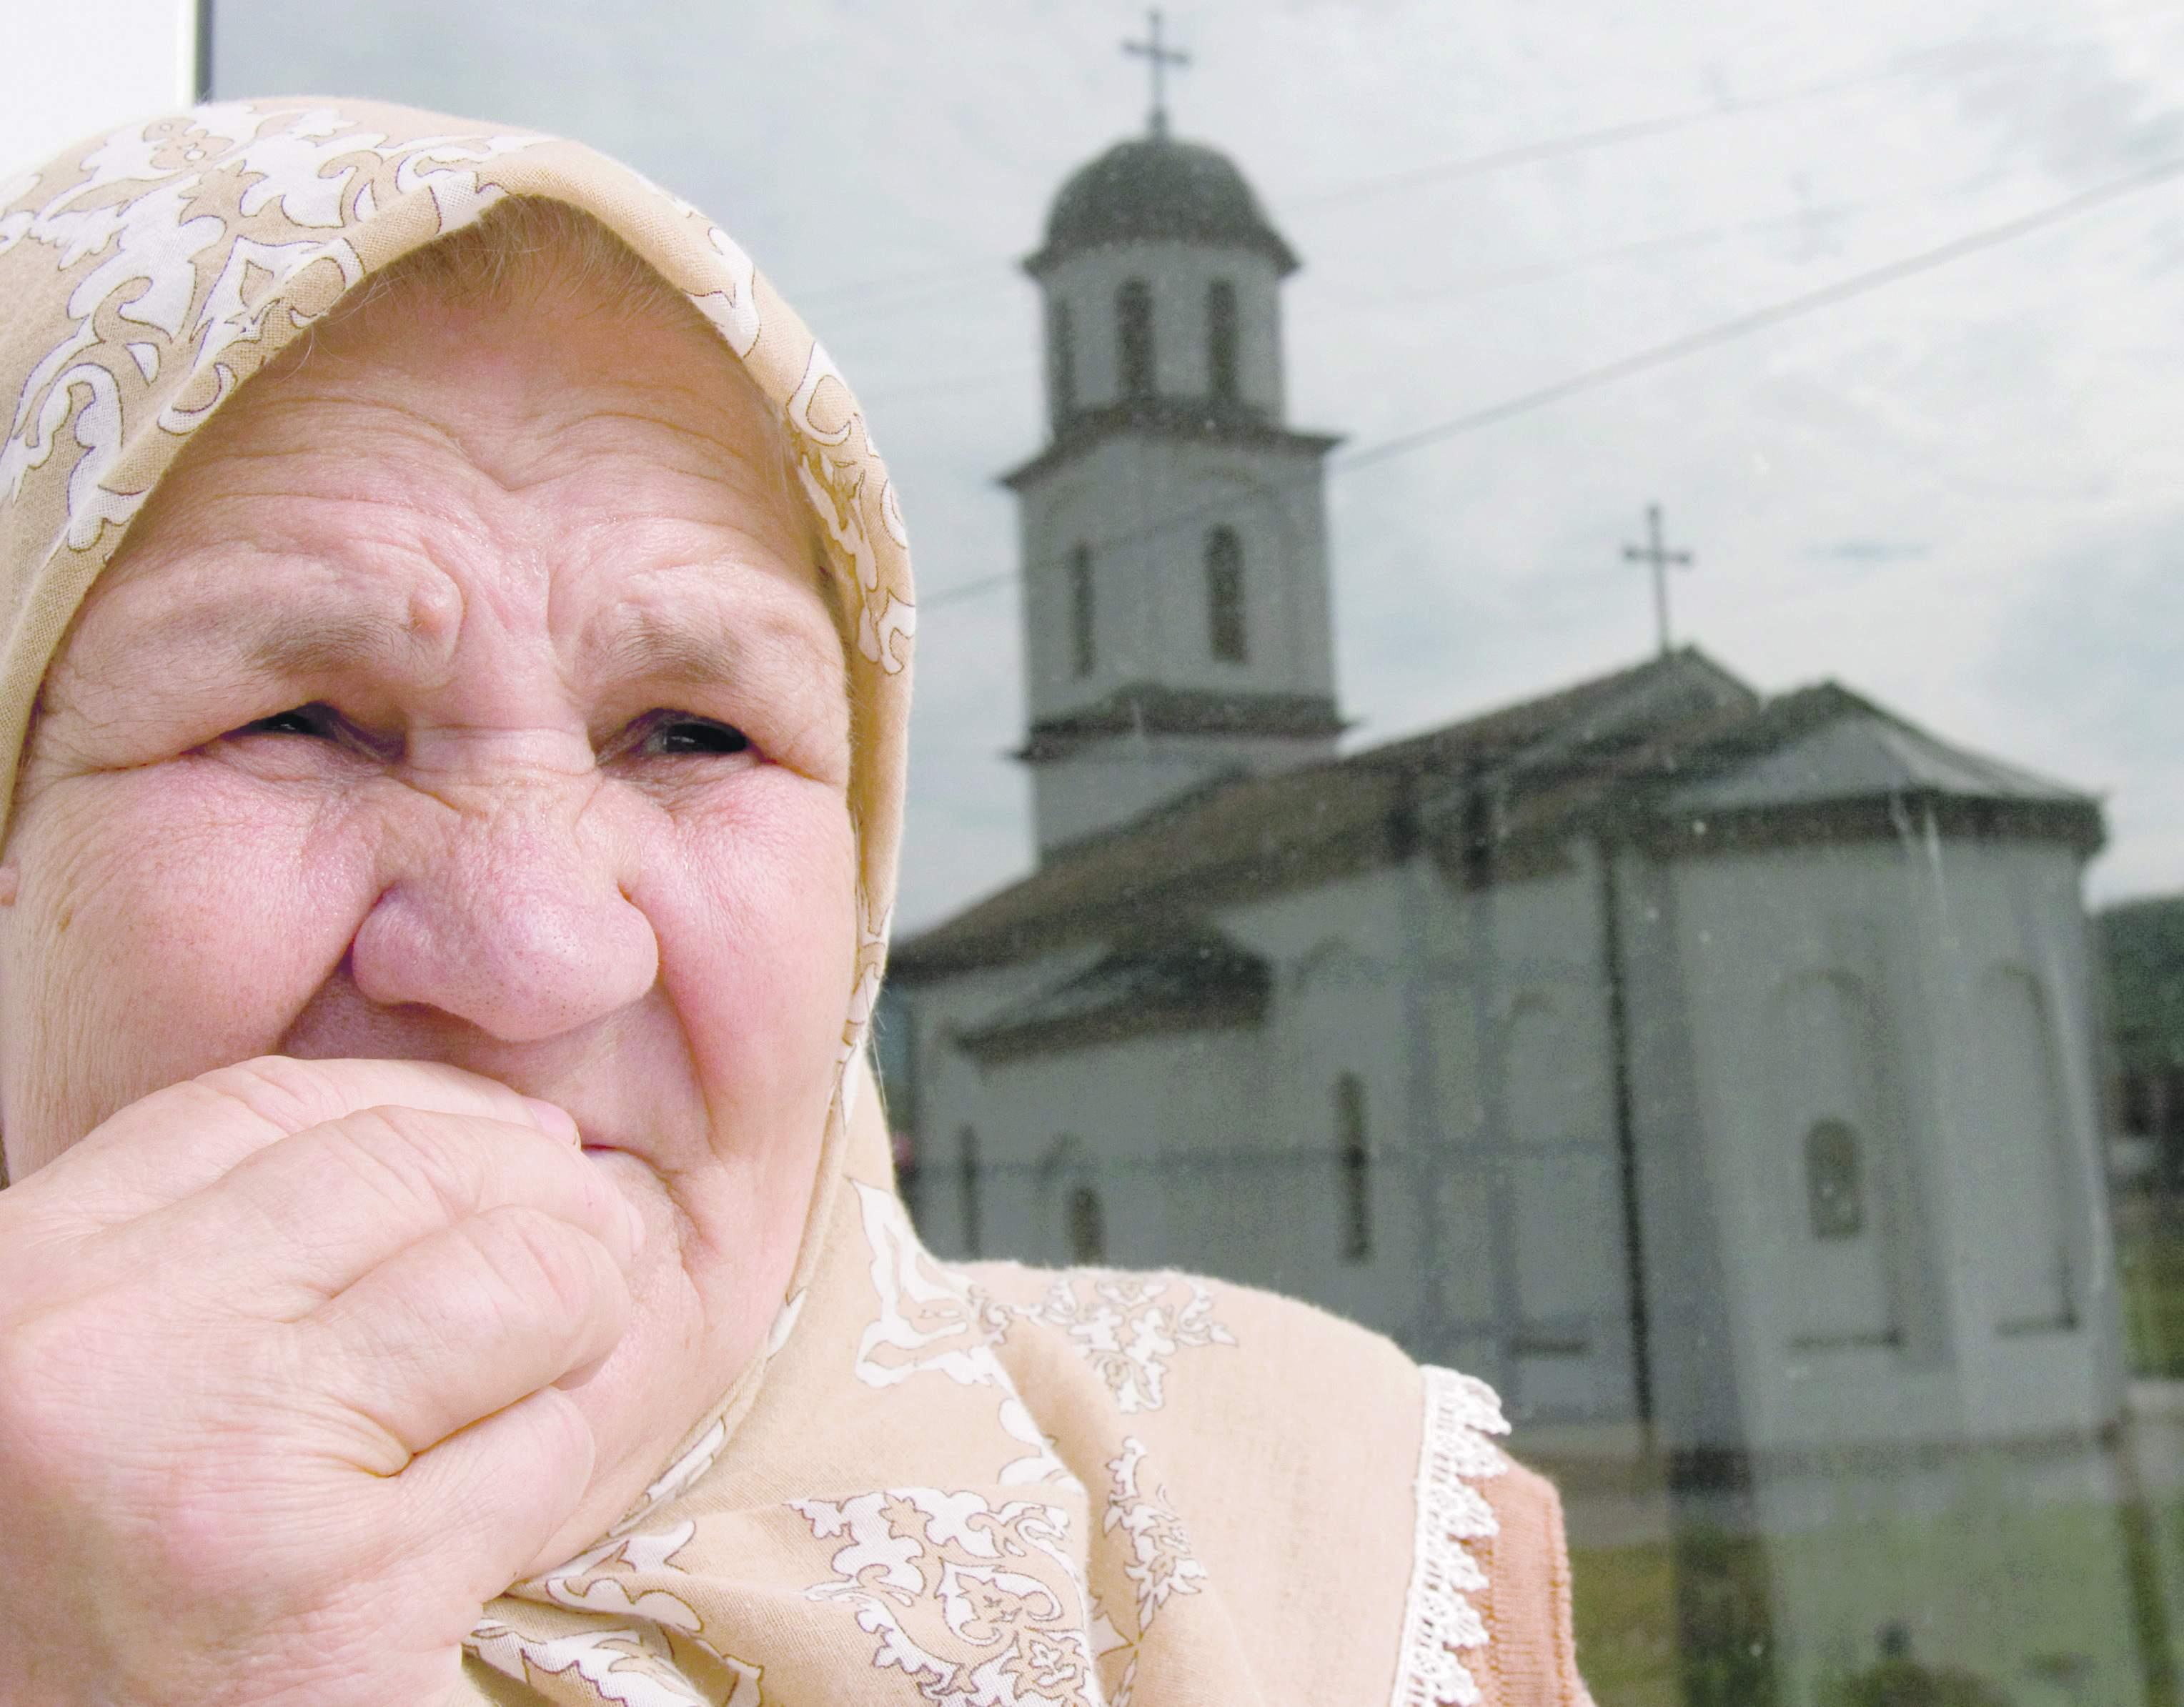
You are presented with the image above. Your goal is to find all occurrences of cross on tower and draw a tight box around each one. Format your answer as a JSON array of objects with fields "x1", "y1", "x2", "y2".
[
  {"x1": 1622, "y1": 503, "x2": 1694, "y2": 657},
  {"x1": 1123, "y1": 9, "x2": 1191, "y2": 140}
]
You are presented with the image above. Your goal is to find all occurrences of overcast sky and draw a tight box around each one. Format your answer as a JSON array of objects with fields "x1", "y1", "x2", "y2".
[{"x1": 214, "y1": 0, "x2": 2184, "y2": 925}]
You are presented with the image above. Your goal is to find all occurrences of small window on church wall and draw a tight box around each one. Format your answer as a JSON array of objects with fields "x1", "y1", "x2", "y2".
[
  {"x1": 1117, "y1": 279, "x2": 1155, "y2": 399},
  {"x1": 1206, "y1": 526, "x2": 1246, "y2": 662},
  {"x1": 1068, "y1": 544, "x2": 1095, "y2": 677},
  {"x1": 1208, "y1": 279, "x2": 1239, "y2": 404},
  {"x1": 1337, "y1": 1073, "x2": 1371, "y2": 1262},
  {"x1": 1805, "y1": 1118, "x2": 1866, "y2": 1240},
  {"x1": 958, "y1": 1125, "x2": 983, "y2": 1258},
  {"x1": 1066, "y1": 1183, "x2": 1106, "y2": 1263},
  {"x1": 1047, "y1": 298, "x2": 1076, "y2": 426}
]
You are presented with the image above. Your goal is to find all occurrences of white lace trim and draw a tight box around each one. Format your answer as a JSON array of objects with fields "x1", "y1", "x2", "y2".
[{"x1": 1389, "y1": 1365, "x2": 1510, "y2": 1707}]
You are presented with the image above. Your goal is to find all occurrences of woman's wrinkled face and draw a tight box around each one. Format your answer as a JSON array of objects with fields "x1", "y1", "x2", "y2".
[{"x1": 0, "y1": 259, "x2": 857, "y2": 1502}]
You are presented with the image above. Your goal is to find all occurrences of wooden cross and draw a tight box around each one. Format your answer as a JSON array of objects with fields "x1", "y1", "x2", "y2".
[
  {"x1": 1123, "y1": 9, "x2": 1191, "y2": 139},
  {"x1": 1622, "y1": 503, "x2": 1694, "y2": 657}
]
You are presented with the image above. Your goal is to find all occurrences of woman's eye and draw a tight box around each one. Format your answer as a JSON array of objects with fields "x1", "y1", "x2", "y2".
[
  {"x1": 237, "y1": 704, "x2": 338, "y2": 740},
  {"x1": 642, "y1": 717, "x2": 752, "y2": 757}
]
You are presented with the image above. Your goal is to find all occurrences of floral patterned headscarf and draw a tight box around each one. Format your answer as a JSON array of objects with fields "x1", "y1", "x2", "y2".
[{"x1": 0, "y1": 101, "x2": 1581, "y2": 1707}]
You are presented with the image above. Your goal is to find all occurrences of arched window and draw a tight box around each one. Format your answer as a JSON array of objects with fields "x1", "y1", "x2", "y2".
[
  {"x1": 1207, "y1": 279, "x2": 1239, "y2": 404},
  {"x1": 1047, "y1": 297, "x2": 1077, "y2": 427},
  {"x1": 1066, "y1": 1183, "x2": 1106, "y2": 1263},
  {"x1": 1769, "y1": 972, "x2": 1905, "y2": 1348},
  {"x1": 1117, "y1": 279, "x2": 1154, "y2": 400},
  {"x1": 1068, "y1": 544, "x2": 1096, "y2": 677},
  {"x1": 1804, "y1": 1118, "x2": 1865, "y2": 1240},
  {"x1": 1205, "y1": 526, "x2": 1246, "y2": 662},
  {"x1": 958, "y1": 1125, "x2": 983, "y2": 1258},
  {"x1": 1336, "y1": 1072, "x2": 1371, "y2": 1262}
]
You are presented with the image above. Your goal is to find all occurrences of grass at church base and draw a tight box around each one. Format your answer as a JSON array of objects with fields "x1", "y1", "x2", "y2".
[
  {"x1": 1566, "y1": 1538, "x2": 1683, "y2": 1706},
  {"x1": 2118, "y1": 1190, "x2": 2184, "y2": 1377},
  {"x1": 1567, "y1": 1493, "x2": 2158, "y2": 1706}
]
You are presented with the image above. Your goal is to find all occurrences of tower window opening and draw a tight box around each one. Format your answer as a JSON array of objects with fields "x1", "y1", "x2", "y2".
[
  {"x1": 958, "y1": 1125, "x2": 983, "y2": 1258},
  {"x1": 1066, "y1": 1182, "x2": 1106, "y2": 1263},
  {"x1": 1047, "y1": 298, "x2": 1077, "y2": 427},
  {"x1": 1805, "y1": 1118, "x2": 1865, "y2": 1240},
  {"x1": 1208, "y1": 279, "x2": 1239, "y2": 404},
  {"x1": 1206, "y1": 526, "x2": 1246, "y2": 662},
  {"x1": 1069, "y1": 544, "x2": 1096, "y2": 677},
  {"x1": 1118, "y1": 279, "x2": 1155, "y2": 400},
  {"x1": 1337, "y1": 1072, "x2": 1371, "y2": 1262}
]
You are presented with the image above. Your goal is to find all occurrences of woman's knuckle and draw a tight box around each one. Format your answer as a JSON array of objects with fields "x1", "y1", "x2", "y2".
[
  {"x1": 320, "y1": 1107, "x2": 472, "y2": 1217},
  {"x1": 470, "y1": 1205, "x2": 603, "y2": 1323}
]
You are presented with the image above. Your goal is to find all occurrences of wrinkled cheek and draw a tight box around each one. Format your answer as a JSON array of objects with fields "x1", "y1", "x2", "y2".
[
  {"x1": 649, "y1": 791, "x2": 860, "y2": 1165},
  {"x1": 1, "y1": 770, "x2": 373, "y2": 1155}
]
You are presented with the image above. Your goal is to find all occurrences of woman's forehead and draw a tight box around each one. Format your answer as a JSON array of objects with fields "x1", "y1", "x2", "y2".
[
  {"x1": 63, "y1": 277, "x2": 843, "y2": 695},
  {"x1": 116, "y1": 247, "x2": 819, "y2": 560}
]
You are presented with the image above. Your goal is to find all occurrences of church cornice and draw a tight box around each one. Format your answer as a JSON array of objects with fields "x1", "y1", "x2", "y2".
[
  {"x1": 1001, "y1": 400, "x2": 1342, "y2": 489},
  {"x1": 1016, "y1": 683, "x2": 1347, "y2": 764}
]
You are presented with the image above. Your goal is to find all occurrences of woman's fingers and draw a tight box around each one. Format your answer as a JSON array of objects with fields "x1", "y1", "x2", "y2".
[
  {"x1": 390, "y1": 1383, "x2": 600, "y2": 1618},
  {"x1": 299, "y1": 1203, "x2": 635, "y2": 1472},
  {"x1": 97, "y1": 1106, "x2": 640, "y2": 1313},
  {"x1": 29, "y1": 1055, "x2": 577, "y2": 1223}
]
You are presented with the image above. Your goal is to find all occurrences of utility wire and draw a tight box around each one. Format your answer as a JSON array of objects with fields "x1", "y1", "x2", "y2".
[
  {"x1": 1283, "y1": 61, "x2": 1925, "y2": 211},
  {"x1": 918, "y1": 149, "x2": 2184, "y2": 613},
  {"x1": 793, "y1": 9, "x2": 2174, "y2": 324}
]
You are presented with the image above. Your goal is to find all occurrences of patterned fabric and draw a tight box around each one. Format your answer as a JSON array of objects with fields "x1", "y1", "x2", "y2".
[{"x1": 0, "y1": 102, "x2": 1586, "y2": 1705}]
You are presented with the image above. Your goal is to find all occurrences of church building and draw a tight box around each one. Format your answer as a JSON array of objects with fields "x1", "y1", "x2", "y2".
[{"x1": 880, "y1": 98, "x2": 2146, "y2": 1703}]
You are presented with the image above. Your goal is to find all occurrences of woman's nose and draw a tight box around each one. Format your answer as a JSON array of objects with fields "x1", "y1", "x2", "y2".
[{"x1": 348, "y1": 769, "x2": 658, "y2": 1044}]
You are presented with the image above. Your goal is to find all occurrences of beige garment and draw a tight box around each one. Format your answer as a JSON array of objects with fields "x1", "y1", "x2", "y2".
[{"x1": 0, "y1": 100, "x2": 1589, "y2": 1706}]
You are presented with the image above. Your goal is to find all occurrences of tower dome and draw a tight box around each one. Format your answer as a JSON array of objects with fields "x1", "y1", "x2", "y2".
[{"x1": 1027, "y1": 135, "x2": 1299, "y2": 277}]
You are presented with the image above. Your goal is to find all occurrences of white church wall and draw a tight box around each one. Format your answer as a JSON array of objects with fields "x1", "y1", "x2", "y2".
[
  {"x1": 1613, "y1": 847, "x2": 1753, "y2": 1453},
  {"x1": 891, "y1": 944, "x2": 1110, "y2": 1255},
  {"x1": 1214, "y1": 845, "x2": 1640, "y2": 1419},
  {"x1": 1215, "y1": 864, "x2": 1441, "y2": 1343},
  {"x1": 1017, "y1": 433, "x2": 1336, "y2": 725},
  {"x1": 1663, "y1": 835, "x2": 2120, "y2": 1456},
  {"x1": 1908, "y1": 837, "x2": 2126, "y2": 1435},
  {"x1": 1039, "y1": 241, "x2": 1286, "y2": 417},
  {"x1": 1436, "y1": 847, "x2": 1642, "y2": 1426},
  {"x1": 961, "y1": 1027, "x2": 1274, "y2": 1275}
]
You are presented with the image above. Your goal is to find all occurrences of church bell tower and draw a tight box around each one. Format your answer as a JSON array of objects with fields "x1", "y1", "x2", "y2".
[{"x1": 1006, "y1": 46, "x2": 1344, "y2": 857}]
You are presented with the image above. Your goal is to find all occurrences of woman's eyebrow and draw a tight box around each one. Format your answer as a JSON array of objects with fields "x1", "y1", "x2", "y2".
[
  {"x1": 121, "y1": 595, "x2": 420, "y2": 685},
  {"x1": 584, "y1": 602, "x2": 838, "y2": 690},
  {"x1": 589, "y1": 609, "x2": 744, "y2": 687},
  {"x1": 240, "y1": 611, "x2": 417, "y2": 680}
]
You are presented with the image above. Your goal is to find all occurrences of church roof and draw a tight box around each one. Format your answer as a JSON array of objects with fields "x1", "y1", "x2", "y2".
[
  {"x1": 891, "y1": 650, "x2": 2105, "y2": 981},
  {"x1": 1664, "y1": 711, "x2": 2078, "y2": 813},
  {"x1": 1026, "y1": 134, "x2": 1300, "y2": 277},
  {"x1": 953, "y1": 927, "x2": 1271, "y2": 1062}
]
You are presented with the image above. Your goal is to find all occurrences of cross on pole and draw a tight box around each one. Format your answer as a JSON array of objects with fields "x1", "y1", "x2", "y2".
[
  {"x1": 1123, "y1": 9, "x2": 1191, "y2": 139},
  {"x1": 1622, "y1": 503, "x2": 1694, "y2": 657}
]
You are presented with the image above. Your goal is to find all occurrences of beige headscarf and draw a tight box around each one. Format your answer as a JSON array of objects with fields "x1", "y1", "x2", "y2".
[{"x1": 0, "y1": 101, "x2": 1589, "y2": 1706}]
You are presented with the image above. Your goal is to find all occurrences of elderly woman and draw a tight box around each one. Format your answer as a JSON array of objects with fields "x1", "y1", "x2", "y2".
[{"x1": 0, "y1": 102, "x2": 1589, "y2": 1706}]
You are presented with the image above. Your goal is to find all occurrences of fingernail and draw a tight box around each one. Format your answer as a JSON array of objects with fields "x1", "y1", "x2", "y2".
[{"x1": 522, "y1": 1097, "x2": 580, "y2": 1143}]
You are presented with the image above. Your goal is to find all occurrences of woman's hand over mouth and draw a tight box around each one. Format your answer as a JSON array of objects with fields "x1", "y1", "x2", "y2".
[{"x1": 0, "y1": 1054, "x2": 642, "y2": 1707}]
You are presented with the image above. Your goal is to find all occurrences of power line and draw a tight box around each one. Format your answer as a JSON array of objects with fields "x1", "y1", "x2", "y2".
[
  {"x1": 1281, "y1": 61, "x2": 1925, "y2": 212},
  {"x1": 1332, "y1": 151, "x2": 2183, "y2": 477},
  {"x1": 1285, "y1": 0, "x2": 2184, "y2": 211},
  {"x1": 792, "y1": 9, "x2": 2173, "y2": 324},
  {"x1": 918, "y1": 148, "x2": 2184, "y2": 612}
]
